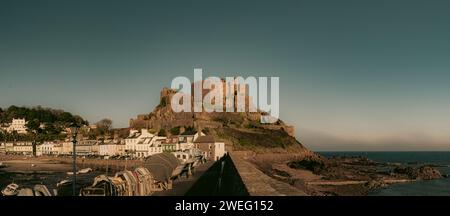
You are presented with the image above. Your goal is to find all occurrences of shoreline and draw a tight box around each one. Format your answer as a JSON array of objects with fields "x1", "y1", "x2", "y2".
[{"x1": 237, "y1": 151, "x2": 444, "y2": 196}]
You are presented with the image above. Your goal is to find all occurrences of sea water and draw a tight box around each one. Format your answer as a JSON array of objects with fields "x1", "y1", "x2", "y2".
[{"x1": 319, "y1": 151, "x2": 450, "y2": 196}]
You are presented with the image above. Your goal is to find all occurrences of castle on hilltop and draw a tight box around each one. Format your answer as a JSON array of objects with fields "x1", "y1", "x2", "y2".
[{"x1": 129, "y1": 81, "x2": 295, "y2": 137}]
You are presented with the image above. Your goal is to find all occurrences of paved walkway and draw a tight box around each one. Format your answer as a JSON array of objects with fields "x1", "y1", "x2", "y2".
[{"x1": 152, "y1": 161, "x2": 214, "y2": 196}]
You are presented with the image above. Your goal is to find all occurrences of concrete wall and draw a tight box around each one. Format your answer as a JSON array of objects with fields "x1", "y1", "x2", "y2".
[{"x1": 228, "y1": 152, "x2": 307, "y2": 196}]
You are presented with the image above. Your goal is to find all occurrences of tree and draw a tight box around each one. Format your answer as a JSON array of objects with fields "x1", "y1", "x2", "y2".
[
  {"x1": 0, "y1": 131, "x2": 4, "y2": 142},
  {"x1": 25, "y1": 118, "x2": 41, "y2": 157},
  {"x1": 96, "y1": 118, "x2": 113, "y2": 136},
  {"x1": 26, "y1": 118, "x2": 41, "y2": 133},
  {"x1": 170, "y1": 127, "x2": 180, "y2": 135},
  {"x1": 182, "y1": 126, "x2": 197, "y2": 135},
  {"x1": 0, "y1": 106, "x2": 88, "y2": 142},
  {"x1": 158, "y1": 129, "x2": 167, "y2": 136}
]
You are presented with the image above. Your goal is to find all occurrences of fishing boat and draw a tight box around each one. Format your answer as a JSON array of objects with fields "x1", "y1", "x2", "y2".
[
  {"x1": 67, "y1": 168, "x2": 93, "y2": 175},
  {"x1": 57, "y1": 179, "x2": 72, "y2": 187},
  {"x1": 1, "y1": 183, "x2": 19, "y2": 196},
  {"x1": 78, "y1": 168, "x2": 93, "y2": 174}
]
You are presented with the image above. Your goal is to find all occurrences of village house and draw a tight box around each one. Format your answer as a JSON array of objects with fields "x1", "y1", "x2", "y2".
[
  {"x1": 4, "y1": 143, "x2": 14, "y2": 154},
  {"x1": 124, "y1": 129, "x2": 167, "y2": 158},
  {"x1": 52, "y1": 143, "x2": 62, "y2": 155},
  {"x1": 147, "y1": 136, "x2": 165, "y2": 157},
  {"x1": 0, "y1": 143, "x2": 5, "y2": 154},
  {"x1": 36, "y1": 145, "x2": 43, "y2": 156},
  {"x1": 12, "y1": 142, "x2": 33, "y2": 155},
  {"x1": 135, "y1": 135, "x2": 153, "y2": 158},
  {"x1": 125, "y1": 129, "x2": 153, "y2": 157},
  {"x1": 193, "y1": 136, "x2": 226, "y2": 161},
  {"x1": 76, "y1": 140, "x2": 97, "y2": 156},
  {"x1": 161, "y1": 136, "x2": 179, "y2": 153},
  {"x1": 7, "y1": 118, "x2": 28, "y2": 134},
  {"x1": 61, "y1": 141, "x2": 73, "y2": 155},
  {"x1": 99, "y1": 139, "x2": 125, "y2": 156},
  {"x1": 91, "y1": 142, "x2": 99, "y2": 156},
  {"x1": 178, "y1": 132, "x2": 205, "y2": 151},
  {"x1": 40, "y1": 142, "x2": 56, "y2": 155}
]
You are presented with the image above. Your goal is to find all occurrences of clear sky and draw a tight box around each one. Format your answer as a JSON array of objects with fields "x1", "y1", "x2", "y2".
[{"x1": 1, "y1": 0, "x2": 449, "y2": 150}]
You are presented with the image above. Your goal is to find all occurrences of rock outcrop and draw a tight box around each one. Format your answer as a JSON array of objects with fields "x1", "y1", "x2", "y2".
[
  {"x1": 393, "y1": 165, "x2": 442, "y2": 180},
  {"x1": 130, "y1": 85, "x2": 294, "y2": 137}
]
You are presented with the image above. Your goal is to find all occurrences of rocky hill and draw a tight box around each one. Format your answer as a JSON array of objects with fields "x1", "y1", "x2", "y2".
[{"x1": 130, "y1": 85, "x2": 304, "y2": 152}]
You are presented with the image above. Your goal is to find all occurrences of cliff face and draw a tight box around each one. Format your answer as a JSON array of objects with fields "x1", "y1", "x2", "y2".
[{"x1": 130, "y1": 86, "x2": 302, "y2": 151}]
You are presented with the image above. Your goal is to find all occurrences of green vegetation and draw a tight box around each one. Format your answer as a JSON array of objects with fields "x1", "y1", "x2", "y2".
[
  {"x1": 214, "y1": 127, "x2": 301, "y2": 150},
  {"x1": 213, "y1": 114, "x2": 245, "y2": 127},
  {"x1": 182, "y1": 126, "x2": 197, "y2": 135},
  {"x1": 201, "y1": 128, "x2": 210, "y2": 135},
  {"x1": 0, "y1": 106, "x2": 88, "y2": 142},
  {"x1": 170, "y1": 126, "x2": 180, "y2": 135},
  {"x1": 0, "y1": 105, "x2": 87, "y2": 125},
  {"x1": 158, "y1": 129, "x2": 167, "y2": 136}
]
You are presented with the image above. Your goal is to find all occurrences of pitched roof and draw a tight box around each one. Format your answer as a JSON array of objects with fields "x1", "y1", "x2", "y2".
[
  {"x1": 194, "y1": 135, "x2": 215, "y2": 143},
  {"x1": 126, "y1": 132, "x2": 141, "y2": 139}
]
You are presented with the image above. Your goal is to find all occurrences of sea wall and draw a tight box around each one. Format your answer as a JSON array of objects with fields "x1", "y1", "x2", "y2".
[{"x1": 228, "y1": 151, "x2": 308, "y2": 196}]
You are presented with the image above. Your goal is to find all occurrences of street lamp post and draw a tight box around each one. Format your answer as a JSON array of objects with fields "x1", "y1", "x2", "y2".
[
  {"x1": 32, "y1": 129, "x2": 37, "y2": 157},
  {"x1": 70, "y1": 123, "x2": 79, "y2": 196}
]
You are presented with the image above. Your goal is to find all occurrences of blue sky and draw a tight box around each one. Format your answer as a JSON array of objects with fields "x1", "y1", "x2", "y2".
[{"x1": 1, "y1": 0, "x2": 450, "y2": 150}]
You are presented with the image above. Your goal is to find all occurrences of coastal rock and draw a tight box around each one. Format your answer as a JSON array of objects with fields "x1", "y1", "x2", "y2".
[
  {"x1": 417, "y1": 166, "x2": 442, "y2": 180},
  {"x1": 287, "y1": 158, "x2": 327, "y2": 174},
  {"x1": 393, "y1": 165, "x2": 442, "y2": 180}
]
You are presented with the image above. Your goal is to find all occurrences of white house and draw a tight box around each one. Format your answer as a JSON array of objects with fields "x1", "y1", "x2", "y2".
[
  {"x1": 52, "y1": 143, "x2": 62, "y2": 155},
  {"x1": 13, "y1": 142, "x2": 33, "y2": 155},
  {"x1": 76, "y1": 140, "x2": 96, "y2": 156},
  {"x1": 125, "y1": 129, "x2": 141, "y2": 156},
  {"x1": 61, "y1": 142, "x2": 73, "y2": 155},
  {"x1": 4, "y1": 143, "x2": 14, "y2": 154},
  {"x1": 40, "y1": 142, "x2": 56, "y2": 155},
  {"x1": 7, "y1": 118, "x2": 28, "y2": 134},
  {"x1": 193, "y1": 136, "x2": 226, "y2": 161},
  {"x1": 0, "y1": 143, "x2": 5, "y2": 154},
  {"x1": 99, "y1": 139, "x2": 125, "y2": 156},
  {"x1": 125, "y1": 129, "x2": 156, "y2": 158},
  {"x1": 146, "y1": 136, "x2": 165, "y2": 157}
]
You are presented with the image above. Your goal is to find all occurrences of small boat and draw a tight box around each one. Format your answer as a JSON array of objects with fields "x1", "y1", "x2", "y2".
[
  {"x1": 57, "y1": 179, "x2": 72, "y2": 187},
  {"x1": 1, "y1": 183, "x2": 19, "y2": 196},
  {"x1": 33, "y1": 185, "x2": 52, "y2": 196},
  {"x1": 0, "y1": 162, "x2": 5, "y2": 168},
  {"x1": 78, "y1": 168, "x2": 93, "y2": 174},
  {"x1": 67, "y1": 168, "x2": 92, "y2": 175},
  {"x1": 17, "y1": 188, "x2": 34, "y2": 196}
]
